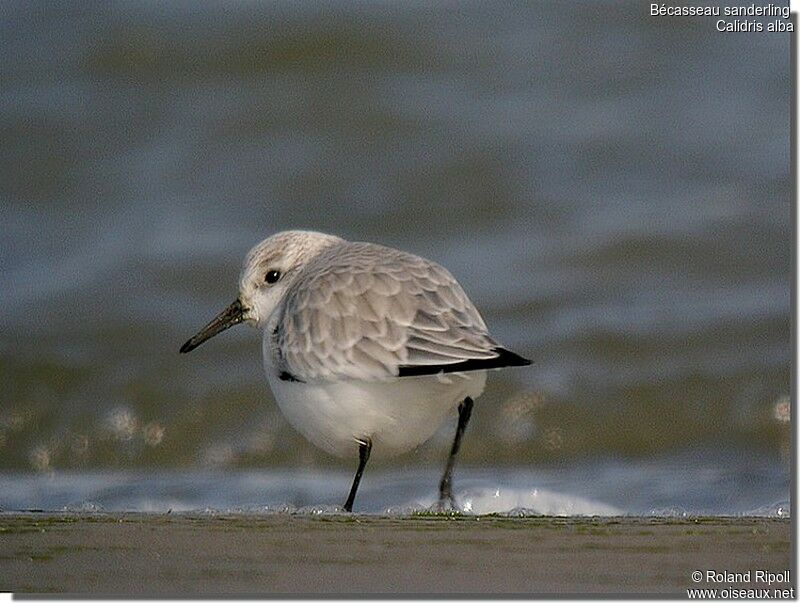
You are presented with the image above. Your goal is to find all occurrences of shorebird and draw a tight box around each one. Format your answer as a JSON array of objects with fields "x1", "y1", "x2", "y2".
[{"x1": 180, "y1": 230, "x2": 530, "y2": 512}]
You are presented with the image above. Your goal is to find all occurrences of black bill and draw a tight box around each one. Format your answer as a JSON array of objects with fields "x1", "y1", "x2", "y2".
[{"x1": 180, "y1": 298, "x2": 245, "y2": 353}]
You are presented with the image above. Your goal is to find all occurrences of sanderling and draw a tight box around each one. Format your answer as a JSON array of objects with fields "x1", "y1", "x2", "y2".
[{"x1": 180, "y1": 230, "x2": 530, "y2": 512}]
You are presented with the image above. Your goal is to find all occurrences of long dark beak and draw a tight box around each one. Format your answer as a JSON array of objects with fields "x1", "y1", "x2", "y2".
[{"x1": 180, "y1": 298, "x2": 245, "y2": 354}]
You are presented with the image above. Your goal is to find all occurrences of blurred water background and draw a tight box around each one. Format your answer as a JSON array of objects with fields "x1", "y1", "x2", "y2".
[{"x1": 0, "y1": 1, "x2": 790, "y2": 515}]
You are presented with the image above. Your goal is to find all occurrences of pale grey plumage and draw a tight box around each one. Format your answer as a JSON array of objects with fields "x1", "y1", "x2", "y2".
[
  {"x1": 272, "y1": 241, "x2": 500, "y2": 382},
  {"x1": 180, "y1": 230, "x2": 531, "y2": 509}
]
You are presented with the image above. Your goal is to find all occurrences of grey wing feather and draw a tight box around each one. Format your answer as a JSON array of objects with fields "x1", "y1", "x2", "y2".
[{"x1": 274, "y1": 242, "x2": 499, "y2": 382}]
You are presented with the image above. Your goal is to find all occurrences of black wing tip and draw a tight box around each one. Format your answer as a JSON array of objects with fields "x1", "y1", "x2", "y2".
[
  {"x1": 493, "y1": 347, "x2": 532, "y2": 367},
  {"x1": 279, "y1": 371, "x2": 305, "y2": 383},
  {"x1": 397, "y1": 347, "x2": 532, "y2": 377}
]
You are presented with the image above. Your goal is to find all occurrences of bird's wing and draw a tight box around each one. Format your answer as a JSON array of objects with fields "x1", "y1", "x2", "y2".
[{"x1": 273, "y1": 243, "x2": 504, "y2": 382}]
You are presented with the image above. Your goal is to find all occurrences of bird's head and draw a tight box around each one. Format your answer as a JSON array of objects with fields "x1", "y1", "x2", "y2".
[{"x1": 180, "y1": 230, "x2": 343, "y2": 353}]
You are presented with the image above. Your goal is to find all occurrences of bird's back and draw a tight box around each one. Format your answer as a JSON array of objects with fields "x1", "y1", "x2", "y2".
[{"x1": 269, "y1": 240, "x2": 529, "y2": 384}]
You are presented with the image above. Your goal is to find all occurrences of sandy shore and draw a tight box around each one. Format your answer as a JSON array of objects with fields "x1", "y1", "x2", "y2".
[{"x1": 0, "y1": 513, "x2": 791, "y2": 595}]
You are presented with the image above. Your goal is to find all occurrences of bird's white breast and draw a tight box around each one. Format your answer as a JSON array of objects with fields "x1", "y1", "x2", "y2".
[{"x1": 262, "y1": 337, "x2": 486, "y2": 459}]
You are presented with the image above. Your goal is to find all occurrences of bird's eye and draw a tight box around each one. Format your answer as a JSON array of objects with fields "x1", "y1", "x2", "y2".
[{"x1": 265, "y1": 270, "x2": 281, "y2": 284}]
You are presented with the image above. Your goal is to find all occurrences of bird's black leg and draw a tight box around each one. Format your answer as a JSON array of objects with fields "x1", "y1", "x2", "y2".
[
  {"x1": 343, "y1": 438, "x2": 372, "y2": 512},
  {"x1": 438, "y1": 396, "x2": 474, "y2": 509}
]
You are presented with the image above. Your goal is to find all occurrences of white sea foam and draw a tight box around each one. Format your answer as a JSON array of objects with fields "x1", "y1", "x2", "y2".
[
  {"x1": 0, "y1": 466, "x2": 787, "y2": 518},
  {"x1": 746, "y1": 500, "x2": 790, "y2": 518},
  {"x1": 408, "y1": 486, "x2": 622, "y2": 516}
]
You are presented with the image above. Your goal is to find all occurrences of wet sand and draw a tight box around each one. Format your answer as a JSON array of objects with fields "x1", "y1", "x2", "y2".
[{"x1": 0, "y1": 513, "x2": 791, "y2": 595}]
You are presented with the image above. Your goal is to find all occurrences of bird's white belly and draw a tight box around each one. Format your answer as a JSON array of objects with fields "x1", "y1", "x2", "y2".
[{"x1": 263, "y1": 356, "x2": 486, "y2": 459}]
